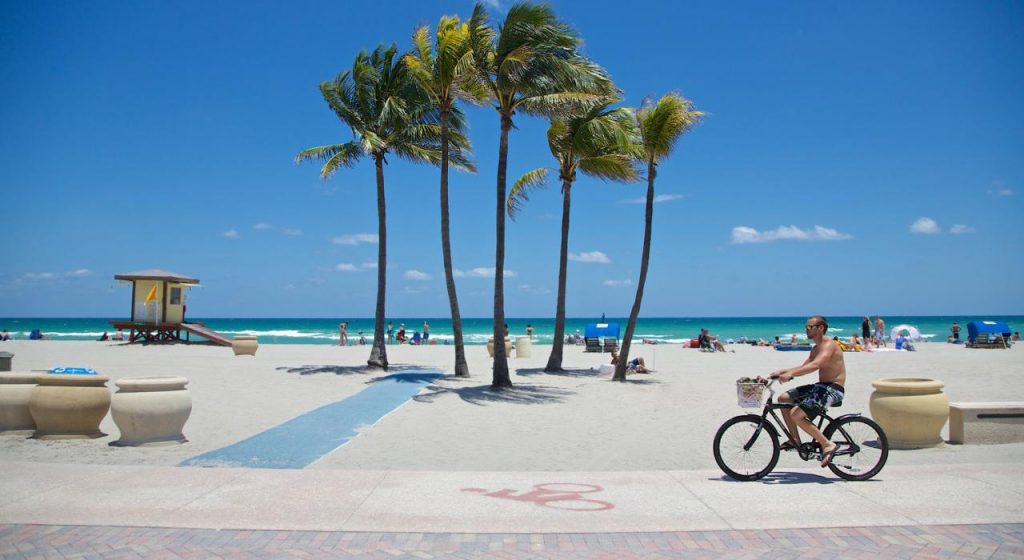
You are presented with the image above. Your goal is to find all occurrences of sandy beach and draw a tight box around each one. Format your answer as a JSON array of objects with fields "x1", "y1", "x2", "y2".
[{"x1": 2, "y1": 340, "x2": 1023, "y2": 471}]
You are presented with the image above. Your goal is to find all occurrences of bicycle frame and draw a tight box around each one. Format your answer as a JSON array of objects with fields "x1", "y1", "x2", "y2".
[{"x1": 743, "y1": 381, "x2": 863, "y2": 460}]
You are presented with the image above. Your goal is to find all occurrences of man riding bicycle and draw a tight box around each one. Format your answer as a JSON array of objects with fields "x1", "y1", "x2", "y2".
[{"x1": 769, "y1": 315, "x2": 846, "y2": 467}]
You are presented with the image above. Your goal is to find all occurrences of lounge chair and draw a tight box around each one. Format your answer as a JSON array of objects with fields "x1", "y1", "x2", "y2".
[
  {"x1": 603, "y1": 338, "x2": 618, "y2": 353},
  {"x1": 584, "y1": 337, "x2": 601, "y2": 352}
]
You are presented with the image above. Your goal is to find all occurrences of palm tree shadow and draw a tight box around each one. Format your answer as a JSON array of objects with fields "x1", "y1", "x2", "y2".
[
  {"x1": 276, "y1": 362, "x2": 440, "y2": 377},
  {"x1": 413, "y1": 383, "x2": 575, "y2": 406},
  {"x1": 276, "y1": 364, "x2": 371, "y2": 376},
  {"x1": 515, "y1": 367, "x2": 600, "y2": 378}
]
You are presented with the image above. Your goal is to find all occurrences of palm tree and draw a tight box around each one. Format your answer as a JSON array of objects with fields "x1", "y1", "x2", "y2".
[
  {"x1": 470, "y1": 1, "x2": 615, "y2": 389},
  {"x1": 613, "y1": 93, "x2": 703, "y2": 381},
  {"x1": 296, "y1": 44, "x2": 473, "y2": 370},
  {"x1": 405, "y1": 16, "x2": 487, "y2": 378},
  {"x1": 507, "y1": 100, "x2": 640, "y2": 372}
]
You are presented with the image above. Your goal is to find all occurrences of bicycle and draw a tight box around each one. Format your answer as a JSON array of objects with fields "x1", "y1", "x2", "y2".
[{"x1": 713, "y1": 379, "x2": 889, "y2": 481}]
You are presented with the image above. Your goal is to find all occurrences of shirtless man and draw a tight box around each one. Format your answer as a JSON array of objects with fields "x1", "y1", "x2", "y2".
[{"x1": 769, "y1": 315, "x2": 846, "y2": 467}]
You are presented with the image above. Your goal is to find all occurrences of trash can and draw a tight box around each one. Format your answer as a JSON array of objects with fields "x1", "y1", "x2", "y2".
[
  {"x1": 0, "y1": 352, "x2": 12, "y2": 372},
  {"x1": 515, "y1": 336, "x2": 532, "y2": 358}
]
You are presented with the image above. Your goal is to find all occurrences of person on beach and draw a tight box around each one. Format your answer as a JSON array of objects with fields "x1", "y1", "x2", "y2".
[
  {"x1": 338, "y1": 322, "x2": 348, "y2": 346},
  {"x1": 97, "y1": 332, "x2": 109, "y2": 341},
  {"x1": 610, "y1": 350, "x2": 650, "y2": 373},
  {"x1": 861, "y1": 316, "x2": 871, "y2": 343},
  {"x1": 1014, "y1": 332, "x2": 1021, "y2": 342},
  {"x1": 874, "y1": 316, "x2": 885, "y2": 345},
  {"x1": 526, "y1": 324, "x2": 533, "y2": 339},
  {"x1": 1, "y1": 329, "x2": 9, "y2": 341},
  {"x1": 113, "y1": 329, "x2": 125, "y2": 341},
  {"x1": 422, "y1": 321, "x2": 429, "y2": 343},
  {"x1": 396, "y1": 324, "x2": 407, "y2": 344},
  {"x1": 769, "y1": 315, "x2": 845, "y2": 468},
  {"x1": 951, "y1": 322, "x2": 961, "y2": 342},
  {"x1": 387, "y1": 321, "x2": 394, "y2": 345}
]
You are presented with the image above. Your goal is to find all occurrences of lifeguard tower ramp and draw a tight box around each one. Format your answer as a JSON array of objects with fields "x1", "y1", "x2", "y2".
[{"x1": 181, "y1": 322, "x2": 232, "y2": 346}]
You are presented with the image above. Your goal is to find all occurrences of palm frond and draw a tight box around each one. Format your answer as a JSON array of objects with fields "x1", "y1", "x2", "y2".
[
  {"x1": 637, "y1": 92, "x2": 704, "y2": 162},
  {"x1": 577, "y1": 154, "x2": 640, "y2": 182},
  {"x1": 294, "y1": 142, "x2": 363, "y2": 179},
  {"x1": 507, "y1": 167, "x2": 550, "y2": 220}
]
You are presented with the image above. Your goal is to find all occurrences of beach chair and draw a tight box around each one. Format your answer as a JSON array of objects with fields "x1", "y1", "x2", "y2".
[
  {"x1": 603, "y1": 338, "x2": 618, "y2": 353},
  {"x1": 584, "y1": 337, "x2": 601, "y2": 352}
]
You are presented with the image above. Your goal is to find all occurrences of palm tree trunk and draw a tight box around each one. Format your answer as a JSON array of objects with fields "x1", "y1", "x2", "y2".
[
  {"x1": 491, "y1": 112, "x2": 513, "y2": 389},
  {"x1": 545, "y1": 179, "x2": 572, "y2": 372},
  {"x1": 367, "y1": 154, "x2": 389, "y2": 369},
  {"x1": 440, "y1": 107, "x2": 469, "y2": 377},
  {"x1": 613, "y1": 164, "x2": 655, "y2": 381}
]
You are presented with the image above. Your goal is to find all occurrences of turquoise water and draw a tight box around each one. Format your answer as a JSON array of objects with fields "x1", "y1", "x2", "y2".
[{"x1": 2, "y1": 316, "x2": 1020, "y2": 345}]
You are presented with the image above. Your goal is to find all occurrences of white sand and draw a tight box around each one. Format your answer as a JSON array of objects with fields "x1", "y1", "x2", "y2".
[{"x1": 1, "y1": 340, "x2": 1023, "y2": 470}]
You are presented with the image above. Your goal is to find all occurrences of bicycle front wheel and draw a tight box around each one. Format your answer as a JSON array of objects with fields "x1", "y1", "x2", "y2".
[
  {"x1": 824, "y1": 416, "x2": 889, "y2": 481},
  {"x1": 713, "y1": 414, "x2": 780, "y2": 481}
]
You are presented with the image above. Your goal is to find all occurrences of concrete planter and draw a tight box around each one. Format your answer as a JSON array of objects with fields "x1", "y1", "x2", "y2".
[
  {"x1": 869, "y1": 377, "x2": 949, "y2": 449},
  {"x1": 515, "y1": 336, "x2": 532, "y2": 358},
  {"x1": 232, "y1": 336, "x2": 258, "y2": 356},
  {"x1": 486, "y1": 337, "x2": 513, "y2": 358},
  {"x1": 111, "y1": 376, "x2": 191, "y2": 446},
  {"x1": 30, "y1": 374, "x2": 111, "y2": 440},
  {"x1": 0, "y1": 372, "x2": 38, "y2": 433}
]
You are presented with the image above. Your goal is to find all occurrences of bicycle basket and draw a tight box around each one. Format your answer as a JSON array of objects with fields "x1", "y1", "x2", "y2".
[{"x1": 736, "y1": 382, "x2": 766, "y2": 408}]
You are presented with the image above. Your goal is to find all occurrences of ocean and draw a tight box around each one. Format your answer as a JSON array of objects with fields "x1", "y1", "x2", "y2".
[{"x1": 2, "y1": 316, "x2": 1020, "y2": 345}]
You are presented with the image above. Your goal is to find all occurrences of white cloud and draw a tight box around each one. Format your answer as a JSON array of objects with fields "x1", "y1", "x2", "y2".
[
  {"x1": 910, "y1": 217, "x2": 941, "y2": 235},
  {"x1": 997, "y1": 188, "x2": 1015, "y2": 197},
  {"x1": 569, "y1": 251, "x2": 610, "y2": 264},
  {"x1": 361, "y1": 261, "x2": 378, "y2": 270},
  {"x1": 223, "y1": 229, "x2": 240, "y2": 239},
  {"x1": 731, "y1": 225, "x2": 853, "y2": 244},
  {"x1": 254, "y1": 223, "x2": 273, "y2": 230},
  {"x1": 950, "y1": 224, "x2": 975, "y2": 234},
  {"x1": 23, "y1": 272, "x2": 57, "y2": 281},
  {"x1": 621, "y1": 193, "x2": 684, "y2": 205},
  {"x1": 65, "y1": 269, "x2": 92, "y2": 277},
  {"x1": 281, "y1": 228, "x2": 303, "y2": 236},
  {"x1": 331, "y1": 233, "x2": 378, "y2": 245},
  {"x1": 519, "y1": 284, "x2": 552, "y2": 295},
  {"x1": 335, "y1": 263, "x2": 359, "y2": 272},
  {"x1": 603, "y1": 279, "x2": 632, "y2": 287},
  {"x1": 453, "y1": 267, "x2": 517, "y2": 278},
  {"x1": 404, "y1": 270, "x2": 431, "y2": 281}
]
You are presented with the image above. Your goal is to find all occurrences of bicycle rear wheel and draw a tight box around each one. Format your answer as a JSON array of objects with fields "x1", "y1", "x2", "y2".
[
  {"x1": 713, "y1": 414, "x2": 780, "y2": 481},
  {"x1": 824, "y1": 416, "x2": 888, "y2": 481}
]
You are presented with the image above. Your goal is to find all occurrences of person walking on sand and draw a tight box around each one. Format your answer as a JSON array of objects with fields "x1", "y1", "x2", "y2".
[
  {"x1": 338, "y1": 322, "x2": 348, "y2": 346},
  {"x1": 874, "y1": 316, "x2": 885, "y2": 345},
  {"x1": 526, "y1": 324, "x2": 534, "y2": 339},
  {"x1": 861, "y1": 316, "x2": 871, "y2": 343},
  {"x1": 422, "y1": 321, "x2": 430, "y2": 344},
  {"x1": 951, "y1": 321, "x2": 961, "y2": 342},
  {"x1": 387, "y1": 321, "x2": 394, "y2": 345},
  {"x1": 769, "y1": 315, "x2": 846, "y2": 468}
]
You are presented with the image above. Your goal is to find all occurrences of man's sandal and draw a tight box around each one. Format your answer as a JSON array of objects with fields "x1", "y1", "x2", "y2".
[
  {"x1": 820, "y1": 446, "x2": 837, "y2": 467},
  {"x1": 780, "y1": 441, "x2": 798, "y2": 452}
]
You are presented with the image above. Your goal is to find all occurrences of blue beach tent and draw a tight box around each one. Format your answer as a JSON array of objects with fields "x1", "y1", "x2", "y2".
[
  {"x1": 584, "y1": 323, "x2": 620, "y2": 341},
  {"x1": 966, "y1": 321, "x2": 1011, "y2": 343}
]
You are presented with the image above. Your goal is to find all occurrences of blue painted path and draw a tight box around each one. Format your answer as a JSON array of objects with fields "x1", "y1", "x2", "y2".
[{"x1": 180, "y1": 370, "x2": 442, "y2": 469}]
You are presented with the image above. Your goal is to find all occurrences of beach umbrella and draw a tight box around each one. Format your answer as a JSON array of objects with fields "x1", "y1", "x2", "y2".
[{"x1": 890, "y1": 324, "x2": 922, "y2": 341}]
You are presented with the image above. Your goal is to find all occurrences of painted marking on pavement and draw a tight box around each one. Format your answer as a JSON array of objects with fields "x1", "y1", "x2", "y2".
[{"x1": 180, "y1": 370, "x2": 442, "y2": 469}]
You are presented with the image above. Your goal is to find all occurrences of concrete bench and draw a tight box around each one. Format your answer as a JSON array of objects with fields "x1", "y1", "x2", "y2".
[{"x1": 948, "y1": 402, "x2": 1024, "y2": 444}]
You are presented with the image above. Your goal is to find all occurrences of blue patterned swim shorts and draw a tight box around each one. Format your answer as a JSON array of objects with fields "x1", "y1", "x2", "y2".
[{"x1": 787, "y1": 382, "x2": 844, "y2": 420}]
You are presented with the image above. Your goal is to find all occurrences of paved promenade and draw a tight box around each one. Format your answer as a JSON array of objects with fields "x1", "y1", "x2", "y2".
[{"x1": 2, "y1": 460, "x2": 1023, "y2": 558}]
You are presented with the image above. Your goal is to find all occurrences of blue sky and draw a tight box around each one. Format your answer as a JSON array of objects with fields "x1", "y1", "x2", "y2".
[{"x1": 2, "y1": 0, "x2": 1022, "y2": 318}]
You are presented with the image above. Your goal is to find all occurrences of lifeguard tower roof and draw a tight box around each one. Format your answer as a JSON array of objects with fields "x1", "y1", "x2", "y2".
[{"x1": 115, "y1": 269, "x2": 199, "y2": 284}]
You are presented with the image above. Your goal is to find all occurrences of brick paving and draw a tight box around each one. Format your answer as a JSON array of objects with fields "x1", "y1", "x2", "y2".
[{"x1": 1, "y1": 523, "x2": 1022, "y2": 559}]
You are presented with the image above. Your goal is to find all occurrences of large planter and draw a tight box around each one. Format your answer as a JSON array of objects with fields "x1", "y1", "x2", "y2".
[
  {"x1": 232, "y1": 336, "x2": 258, "y2": 356},
  {"x1": 515, "y1": 336, "x2": 532, "y2": 358},
  {"x1": 30, "y1": 373, "x2": 111, "y2": 440},
  {"x1": 869, "y1": 377, "x2": 949, "y2": 449},
  {"x1": 487, "y1": 337, "x2": 513, "y2": 358},
  {"x1": 0, "y1": 372, "x2": 38, "y2": 433},
  {"x1": 110, "y1": 376, "x2": 191, "y2": 446}
]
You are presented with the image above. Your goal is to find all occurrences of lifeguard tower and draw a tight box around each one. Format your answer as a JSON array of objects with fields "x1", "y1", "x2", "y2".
[{"x1": 110, "y1": 269, "x2": 230, "y2": 346}]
